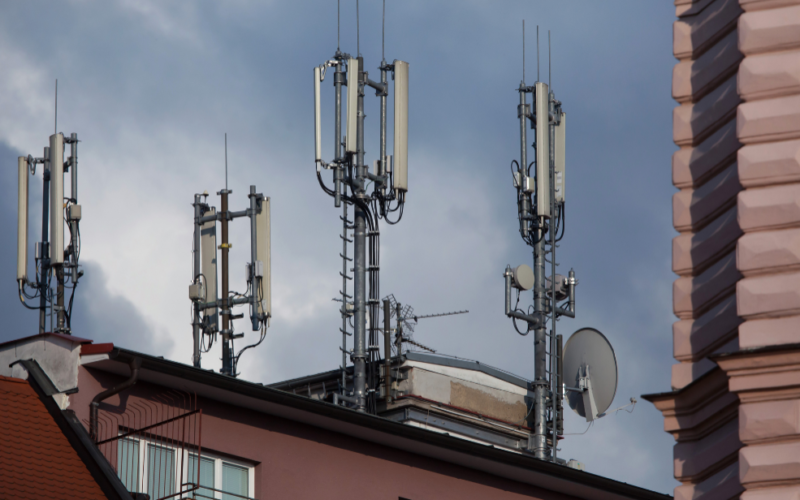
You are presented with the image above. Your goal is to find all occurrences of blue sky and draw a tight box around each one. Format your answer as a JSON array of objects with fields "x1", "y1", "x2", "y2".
[{"x1": 0, "y1": 0, "x2": 679, "y2": 493}]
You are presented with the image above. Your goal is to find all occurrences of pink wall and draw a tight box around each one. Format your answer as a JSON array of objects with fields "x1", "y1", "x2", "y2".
[
  {"x1": 731, "y1": 2, "x2": 800, "y2": 498},
  {"x1": 653, "y1": 0, "x2": 800, "y2": 498}
]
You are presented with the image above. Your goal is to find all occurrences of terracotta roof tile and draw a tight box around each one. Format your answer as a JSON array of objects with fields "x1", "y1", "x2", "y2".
[{"x1": 0, "y1": 375, "x2": 109, "y2": 500}]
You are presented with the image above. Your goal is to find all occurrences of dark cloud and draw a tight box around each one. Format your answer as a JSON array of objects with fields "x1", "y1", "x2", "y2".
[{"x1": 0, "y1": 1, "x2": 679, "y2": 493}]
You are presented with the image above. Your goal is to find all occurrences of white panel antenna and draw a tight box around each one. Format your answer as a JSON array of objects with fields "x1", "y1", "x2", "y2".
[
  {"x1": 393, "y1": 60, "x2": 409, "y2": 192},
  {"x1": 49, "y1": 133, "x2": 64, "y2": 264},
  {"x1": 346, "y1": 58, "x2": 359, "y2": 154},
  {"x1": 314, "y1": 66, "x2": 322, "y2": 163},
  {"x1": 256, "y1": 196, "x2": 271, "y2": 323},
  {"x1": 534, "y1": 82, "x2": 550, "y2": 218},
  {"x1": 17, "y1": 157, "x2": 28, "y2": 282},
  {"x1": 201, "y1": 207, "x2": 218, "y2": 331},
  {"x1": 555, "y1": 112, "x2": 566, "y2": 203}
]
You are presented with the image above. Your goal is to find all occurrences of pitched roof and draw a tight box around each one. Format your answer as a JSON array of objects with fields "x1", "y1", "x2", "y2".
[{"x1": 0, "y1": 374, "x2": 109, "y2": 499}]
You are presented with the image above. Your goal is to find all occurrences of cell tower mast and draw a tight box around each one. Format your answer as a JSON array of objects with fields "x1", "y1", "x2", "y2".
[
  {"x1": 313, "y1": 1, "x2": 409, "y2": 414},
  {"x1": 17, "y1": 84, "x2": 83, "y2": 334},
  {"x1": 189, "y1": 137, "x2": 271, "y2": 376},
  {"x1": 503, "y1": 26, "x2": 575, "y2": 461}
]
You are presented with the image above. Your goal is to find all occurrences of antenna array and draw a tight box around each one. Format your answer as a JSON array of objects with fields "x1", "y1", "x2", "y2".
[
  {"x1": 188, "y1": 138, "x2": 271, "y2": 377},
  {"x1": 313, "y1": 4, "x2": 409, "y2": 414},
  {"x1": 502, "y1": 26, "x2": 576, "y2": 462},
  {"x1": 16, "y1": 85, "x2": 83, "y2": 334}
]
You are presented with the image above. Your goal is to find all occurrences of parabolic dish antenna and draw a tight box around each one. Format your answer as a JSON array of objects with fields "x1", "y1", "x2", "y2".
[{"x1": 563, "y1": 327, "x2": 618, "y2": 421}]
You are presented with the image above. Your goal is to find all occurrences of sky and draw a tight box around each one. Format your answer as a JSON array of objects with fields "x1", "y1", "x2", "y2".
[{"x1": 0, "y1": 0, "x2": 679, "y2": 494}]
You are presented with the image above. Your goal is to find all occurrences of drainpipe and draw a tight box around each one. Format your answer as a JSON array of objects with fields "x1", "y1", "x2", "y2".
[{"x1": 90, "y1": 357, "x2": 141, "y2": 442}]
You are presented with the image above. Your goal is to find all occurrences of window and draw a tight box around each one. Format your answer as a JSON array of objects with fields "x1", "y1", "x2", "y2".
[
  {"x1": 188, "y1": 454, "x2": 215, "y2": 498},
  {"x1": 117, "y1": 438, "x2": 140, "y2": 492},
  {"x1": 147, "y1": 444, "x2": 175, "y2": 498},
  {"x1": 114, "y1": 436, "x2": 254, "y2": 499},
  {"x1": 222, "y1": 463, "x2": 248, "y2": 500}
]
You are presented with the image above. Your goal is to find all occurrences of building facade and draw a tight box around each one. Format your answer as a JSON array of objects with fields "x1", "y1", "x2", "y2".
[
  {"x1": 646, "y1": 0, "x2": 800, "y2": 498},
  {"x1": 1, "y1": 332, "x2": 670, "y2": 500}
]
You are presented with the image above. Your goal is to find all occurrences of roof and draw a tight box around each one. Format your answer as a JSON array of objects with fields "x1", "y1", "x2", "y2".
[
  {"x1": 83, "y1": 346, "x2": 672, "y2": 500},
  {"x1": 0, "y1": 374, "x2": 109, "y2": 499},
  {"x1": 0, "y1": 331, "x2": 94, "y2": 350},
  {"x1": 270, "y1": 351, "x2": 532, "y2": 391}
]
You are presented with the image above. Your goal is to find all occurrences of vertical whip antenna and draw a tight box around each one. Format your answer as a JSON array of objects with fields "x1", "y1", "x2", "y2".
[
  {"x1": 549, "y1": 30, "x2": 552, "y2": 89},
  {"x1": 522, "y1": 20, "x2": 525, "y2": 82},
  {"x1": 382, "y1": 0, "x2": 386, "y2": 62},
  {"x1": 537, "y1": 26, "x2": 540, "y2": 82},
  {"x1": 357, "y1": 0, "x2": 360, "y2": 57},
  {"x1": 54, "y1": 80, "x2": 58, "y2": 134},
  {"x1": 225, "y1": 133, "x2": 228, "y2": 191},
  {"x1": 337, "y1": 0, "x2": 340, "y2": 51}
]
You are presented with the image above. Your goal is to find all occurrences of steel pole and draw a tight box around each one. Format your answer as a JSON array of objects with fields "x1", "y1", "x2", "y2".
[
  {"x1": 249, "y1": 185, "x2": 259, "y2": 331},
  {"x1": 531, "y1": 223, "x2": 548, "y2": 459},
  {"x1": 549, "y1": 90, "x2": 558, "y2": 462},
  {"x1": 383, "y1": 299, "x2": 392, "y2": 405},
  {"x1": 69, "y1": 134, "x2": 78, "y2": 282},
  {"x1": 56, "y1": 266, "x2": 64, "y2": 331},
  {"x1": 352, "y1": 57, "x2": 367, "y2": 412},
  {"x1": 192, "y1": 194, "x2": 202, "y2": 368},
  {"x1": 380, "y1": 64, "x2": 387, "y2": 186},
  {"x1": 39, "y1": 147, "x2": 51, "y2": 334},
  {"x1": 220, "y1": 190, "x2": 232, "y2": 376}
]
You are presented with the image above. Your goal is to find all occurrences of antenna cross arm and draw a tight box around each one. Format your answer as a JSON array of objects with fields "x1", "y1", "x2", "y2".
[
  {"x1": 506, "y1": 309, "x2": 542, "y2": 329},
  {"x1": 366, "y1": 171, "x2": 388, "y2": 184},
  {"x1": 365, "y1": 77, "x2": 387, "y2": 95},
  {"x1": 554, "y1": 305, "x2": 575, "y2": 318},
  {"x1": 198, "y1": 213, "x2": 219, "y2": 224},
  {"x1": 227, "y1": 209, "x2": 249, "y2": 220}
]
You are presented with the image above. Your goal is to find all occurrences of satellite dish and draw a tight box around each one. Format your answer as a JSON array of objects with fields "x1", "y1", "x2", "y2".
[{"x1": 563, "y1": 327, "x2": 618, "y2": 421}]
